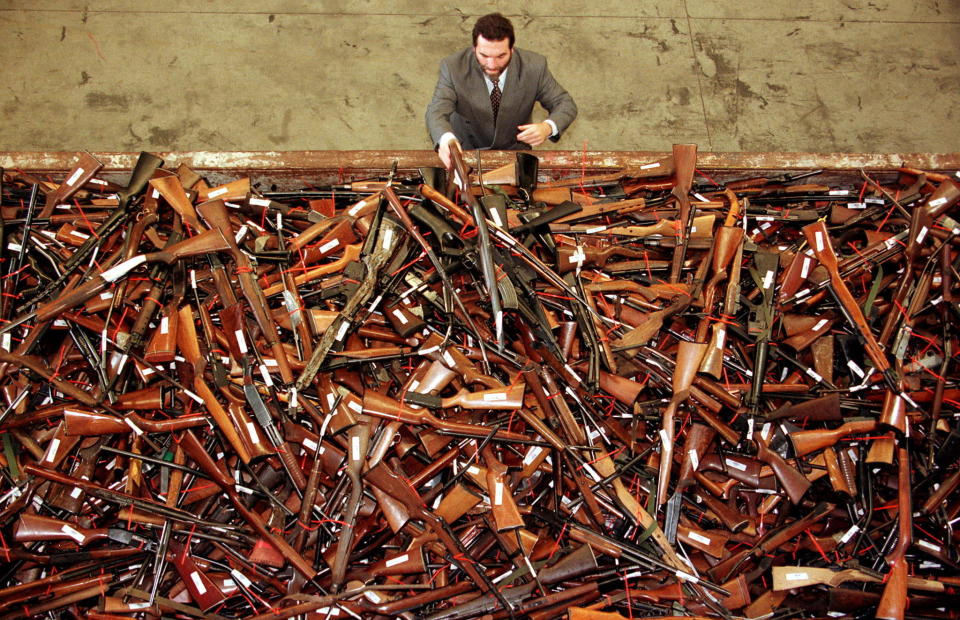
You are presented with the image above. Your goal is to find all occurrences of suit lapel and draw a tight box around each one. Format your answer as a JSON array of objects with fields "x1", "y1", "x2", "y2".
[
  {"x1": 496, "y1": 50, "x2": 523, "y2": 146},
  {"x1": 466, "y1": 53, "x2": 496, "y2": 146}
]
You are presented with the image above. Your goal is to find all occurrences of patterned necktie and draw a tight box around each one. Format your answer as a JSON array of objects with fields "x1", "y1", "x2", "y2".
[{"x1": 490, "y1": 79, "x2": 502, "y2": 122}]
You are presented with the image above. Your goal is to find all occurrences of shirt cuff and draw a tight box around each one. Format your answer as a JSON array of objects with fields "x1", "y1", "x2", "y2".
[
  {"x1": 439, "y1": 132, "x2": 458, "y2": 147},
  {"x1": 544, "y1": 120, "x2": 558, "y2": 137}
]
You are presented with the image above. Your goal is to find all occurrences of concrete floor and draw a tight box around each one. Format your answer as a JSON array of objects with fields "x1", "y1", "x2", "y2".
[{"x1": 1, "y1": 2, "x2": 958, "y2": 155}]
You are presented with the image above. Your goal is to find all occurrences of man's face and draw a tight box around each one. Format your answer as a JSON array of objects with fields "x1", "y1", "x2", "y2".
[{"x1": 474, "y1": 35, "x2": 512, "y2": 79}]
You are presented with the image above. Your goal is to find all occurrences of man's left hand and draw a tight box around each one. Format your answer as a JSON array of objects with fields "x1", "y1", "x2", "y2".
[{"x1": 516, "y1": 122, "x2": 552, "y2": 146}]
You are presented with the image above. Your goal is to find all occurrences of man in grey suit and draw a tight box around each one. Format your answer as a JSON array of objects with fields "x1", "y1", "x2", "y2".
[{"x1": 426, "y1": 13, "x2": 577, "y2": 169}]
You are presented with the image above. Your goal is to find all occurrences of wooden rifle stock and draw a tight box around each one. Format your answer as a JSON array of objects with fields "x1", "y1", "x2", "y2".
[
  {"x1": 668, "y1": 143, "x2": 698, "y2": 284},
  {"x1": 197, "y1": 198, "x2": 295, "y2": 383},
  {"x1": 657, "y1": 340, "x2": 707, "y2": 506},
  {"x1": 362, "y1": 390, "x2": 526, "y2": 442},
  {"x1": 177, "y1": 431, "x2": 317, "y2": 580},
  {"x1": 753, "y1": 432, "x2": 811, "y2": 504},
  {"x1": 877, "y1": 443, "x2": 912, "y2": 620},
  {"x1": 789, "y1": 418, "x2": 877, "y2": 457},
  {"x1": 40, "y1": 151, "x2": 103, "y2": 219}
]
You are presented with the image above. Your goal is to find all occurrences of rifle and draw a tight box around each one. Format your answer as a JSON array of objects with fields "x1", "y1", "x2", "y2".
[
  {"x1": 802, "y1": 220, "x2": 902, "y2": 393},
  {"x1": 789, "y1": 417, "x2": 877, "y2": 457},
  {"x1": 0, "y1": 227, "x2": 229, "y2": 338},
  {"x1": 295, "y1": 199, "x2": 403, "y2": 389},
  {"x1": 448, "y1": 147, "x2": 504, "y2": 347},
  {"x1": 176, "y1": 430, "x2": 319, "y2": 582},
  {"x1": 197, "y1": 198, "x2": 295, "y2": 384},
  {"x1": 773, "y1": 565, "x2": 945, "y2": 593},
  {"x1": 877, "y1": 441, "x2": 913, "y2": 620},
  {"x1": 668, "y1": 143, "x2": 698, "y2": 284},
  {"x1": 37, "y1": 151, "x2": 103, "y2": 219},
  {"x1": 708, "y1": 501, "x2": 835, "y2": 582},
  {"x1": 25, "y1": 151, "x2": 163, "y2": 306}
]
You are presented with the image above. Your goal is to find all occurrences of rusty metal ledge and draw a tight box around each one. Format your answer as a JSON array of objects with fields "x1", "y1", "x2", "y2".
[{"x1": 2, "y1": 150, "x2": 959, "y2": 175}]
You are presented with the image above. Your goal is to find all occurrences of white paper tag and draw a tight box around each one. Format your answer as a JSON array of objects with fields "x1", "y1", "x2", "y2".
[
  {"x1": 675, "y1": 570, "x2": 699, "y2": 583},
  {"x1": 714, "y1": 328, "x2": 726, "y2": 350},
  {"x1": 100, "y1": 255, "x2": 147, "y2": 283},
  {"x1": 585, "y1": 225, "x2": 607, "y2": 234},
  {"x1": 231, "y1": 569, "x2": 253, "y2": 589},
  {"x1": 392, "y1": 308, "x2": 408, "y2": 325},
  {"x1": 523, "y1": 446, "x2": 544, "y2": 466},
  {"x1": 812, "y1": 318, "x2": 829, "y2": 331},
  {"x1": 351, "y1": 436, "x2": 361, "y2": 461},
  {"x1": 381, "y1": 227, "x2": 395, "y2": 250},
  {"x1": 71, "y1": 230, "x2": 90, "y2": 240},
  {"x1": 259, "y1": 364, "x2": 274, "y2": 387},
  {"x1": 45, "y1": 438, "x2": 61, "y2": 462},
  {"x1": 442, "y1": 351, "x2": 456, "y2": 368},
  {"x1": 208, "y1": 186, "x2": 228, "y2": 198},
  {"x1": 319, "y1": 239, "x2": 340, "y2": 254},
  {"x1": 246, "y1": 422, "x2": 260, "y2": 444},
  {"x1": 385, "y1": 553, "x2": 409, "y2": 568},
  {"x1": 124, "y1": 418, "x2": 144, "y2": 435},
  {"x1": 724, "y1": 458, "x2": 747, "y2": 472},
  {"x1": 688, "y1": 448, "x2": 699, "y2": 470},
  {"x1": 347, "y1": 399, "x2": 363, "y2": 414},
  {"x1": 839, "y1": 524, "x2": 860, "y2": 544},
  {"x1": 800, "y1": 257, "x2": 812, "y2": 279},
  {"x1": 659, "y1": 428, "x2": 672, "y2": 450},
  {"x1": 929, "y1": 196, "x2": 947, "y2": 207},
  {"x1": 916, "y1": 226, "x2": 929, "y2": 244},
  {"x1": 61, "y1": 524, "x2": 85, "y2": 543},
  {"x1": 571, "y1": 245, "x2": 586, "y2": 266},
  {"x1": 762, "y1": 270, "x2": 775, "y2": 290},
  {"x1": 814, "y1": 231, "x2": 825, "y2": 252},
  {"x1": 829, "y1": 190, "x2": 849, "y2": 196},
  {"x1": 918, "y1": 539, "x2": 942, "y2": 552},
  {"x1": 786, "y1": 572, "x2": 809, "y2": 581},
  {"x1": 190, "y1": 571, "x2": 207, "y2": 595},
  {"x1": 66, "y1": 168, "x2": 85, "y2": 186},
  {"x1": 249, "y1": 196, "x2": 271, "y2": 207},
  {"x1": 70, "y1": 486, "x2": 84, "y2": 499},
  {"x1": 640, "y1": 162, "x2": 660, "y2": 170},
  {"x1": 235, "y1": 330, "x2": 248, "y2": 354},
  {"x1": 795, "y1": 288, "x2": 811, "y2": 300},
  {"x1": 688, "y1": 531, "x2": 712, "y2": 545},
  {"x1": 494, "y1": 480, "x2": 504, "y2": 505},
  {"x1": 303, "y1": 438, "x2": 318, "y2": 453},
  {"x1": 806, "y1": 367, "x2": 824, "y2": 382},
  {"x1": 483, "y1": 392, "x2": 507, "y2": 402},
  {"x1": 847, "y1": 360, "x2": 864, "y2": 379},
  {"x1": 583, "y1": 463, "x2": 602, "y2": 483},
  {"x1": 336, "y1": 321, "x2": 350, "y2": 341}
]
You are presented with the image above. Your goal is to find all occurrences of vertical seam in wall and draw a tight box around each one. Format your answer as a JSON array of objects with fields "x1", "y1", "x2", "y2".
[{"x1": 682, "y1": 0, "x2": 712, "y2": 149}]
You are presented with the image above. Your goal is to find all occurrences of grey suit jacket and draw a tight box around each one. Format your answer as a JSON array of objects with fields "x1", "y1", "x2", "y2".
[{"x1": 425, "y1": 47, "x2": 577, "y2": 150}]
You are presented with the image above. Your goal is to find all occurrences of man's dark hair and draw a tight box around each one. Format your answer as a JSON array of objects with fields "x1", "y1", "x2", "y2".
[{"x1": 472, "y1": 13, "x2": 515, "y2": 48}]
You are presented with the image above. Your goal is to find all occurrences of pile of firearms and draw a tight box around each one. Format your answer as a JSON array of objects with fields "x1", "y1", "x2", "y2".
[{"x1": 0, "y1": 146, "x2": 957, "y2": 619}]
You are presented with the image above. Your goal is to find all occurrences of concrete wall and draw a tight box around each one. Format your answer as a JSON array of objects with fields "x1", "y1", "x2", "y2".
[{"x1": 1, "y1": 2, "x2": 958, "y2": 153}]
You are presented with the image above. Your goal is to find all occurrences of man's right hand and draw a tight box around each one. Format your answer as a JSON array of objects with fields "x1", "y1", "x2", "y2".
[{"x1": 438, "y1": 133, "x2": 461, "y2": 170}]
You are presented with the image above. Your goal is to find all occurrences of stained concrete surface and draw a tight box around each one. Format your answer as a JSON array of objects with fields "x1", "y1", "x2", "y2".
[{"x1": 0, "y1": 2, "x2": 957, "y2": 154}]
